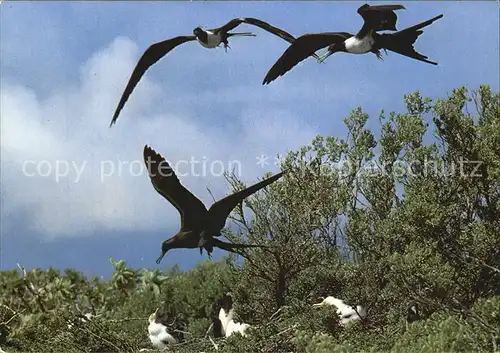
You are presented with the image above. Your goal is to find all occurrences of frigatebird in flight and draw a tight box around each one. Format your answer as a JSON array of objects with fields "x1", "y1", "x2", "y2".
[
  {"x1": 143, "y1": 145, "x2": 284, "y2": 263},
  {"x1": 263, "y1": 4, "x2": 443, "y2": 84},
  {"x1": 110, "y1": 17, "x2": 319, "y2": 126}
]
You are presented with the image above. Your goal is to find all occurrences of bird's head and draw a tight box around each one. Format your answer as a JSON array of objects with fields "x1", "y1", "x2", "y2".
[
  {"x1": 148, "y1": 308, "x2": 159, "y2": 324},
  {"x1": 156, "y1": 238, "x2": 176, "y2": 264},
  {"x1": 216, "y1": 292, "x2": 234, "y2": 313},
  {"x1": 407, "y1": 302, "x2": 420, "y2": 320},
  {"x1": 355, "y1": 305, "x2": 367, "y2": 318},
  {"x1": 193, "y1": 27, "x2": 204, "y2": 37},
  {"x1": 312, "y1": 296, "x2": 328, "y2": 308}
]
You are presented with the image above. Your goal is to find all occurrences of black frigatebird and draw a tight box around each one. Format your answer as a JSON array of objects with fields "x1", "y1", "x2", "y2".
[
  {"x1": 143, "y1": 145, "x2": 284, "y2": 264},
  {"x1": 110, "y1": 18, "x2": 319, "y2": 126},
  {"x1": 406, "y1": 302, "x2": 422, "y2": 323},
  {"x1": 263, "y1": 4, "x2": 443, "y2": 84}
]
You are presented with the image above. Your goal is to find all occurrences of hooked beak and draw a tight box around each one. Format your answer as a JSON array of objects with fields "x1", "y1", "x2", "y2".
[
  {"x1": 313, "y1": 297, "x2": 325, "y2": 308},
  {"x1": 156, "y1": 251, "x2": 166, "y2": 264}
]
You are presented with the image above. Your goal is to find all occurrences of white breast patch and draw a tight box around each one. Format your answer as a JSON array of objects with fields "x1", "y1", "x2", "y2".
[
  {"x1": 344, "y1": 36, "x2": 374, "y2": 54},
  {"x1": 197, "y1": 30, "x2": 222, "y2": 48}
]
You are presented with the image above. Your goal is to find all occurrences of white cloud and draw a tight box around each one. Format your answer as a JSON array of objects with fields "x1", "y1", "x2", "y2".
[{"x1": 0, "y1": 36, "x2": 318, "y2": 239}]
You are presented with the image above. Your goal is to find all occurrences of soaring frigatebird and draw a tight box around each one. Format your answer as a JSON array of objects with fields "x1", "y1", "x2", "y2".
[
  {"x1": 110, "y1": 17, "x2": 319, "y2": 126},
  {"x1": 143, "y1": 145, "x2": 284, "y2": 264},
  {"x1": 263, "y1": 4, "x2": 443, "y2": 84}
]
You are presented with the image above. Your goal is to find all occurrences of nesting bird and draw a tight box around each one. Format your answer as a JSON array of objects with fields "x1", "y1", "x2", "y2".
[
  {"x1": 143, "y1": 145, "x2": 285, "y2": 263},
  {"x1": 313, "y1": 296, "x2": 367, "y2": 326},
  {"x1": 217, "y1": 293, "x2": 251, "y2": 338},
  {"x1": 212, "y1": 317, "x2": 224, "y2": 338},
  {"x1": 147, "y1": 308, "x2": 178, "y2": 349},
  {"x1": 263, "y1": 4, "x2": 443, "y2": 84},
  {"x1": 110, "y1": 17, "x2": 319, "y2": 126},
  {"x1": 406, "y1": 302, "x2": 421, "y2": 323},
  {"x1": 67, "y1": 304, "x2": 103, "y2": 329}
]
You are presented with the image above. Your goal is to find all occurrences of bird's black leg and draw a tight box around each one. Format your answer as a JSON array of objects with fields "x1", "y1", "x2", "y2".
[
  {"x1": 200, "y1": 245, "x2": 213, "y2": 259},
  {"x1": 222, "y1": 39, "x2": 231, "y2": 53},
  {"x1": 372, "y1": 49, "x2": 384, "y2": 60}
]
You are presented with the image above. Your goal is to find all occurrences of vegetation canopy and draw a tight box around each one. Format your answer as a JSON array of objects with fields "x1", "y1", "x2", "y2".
[{"x1": 1, "y1": 85, "x2": 499, "y2": 353}]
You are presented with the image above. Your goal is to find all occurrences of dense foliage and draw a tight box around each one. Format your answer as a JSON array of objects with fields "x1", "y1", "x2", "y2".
[{"x1": 1, "y1": 85, "x2": 499, "y2": 353}]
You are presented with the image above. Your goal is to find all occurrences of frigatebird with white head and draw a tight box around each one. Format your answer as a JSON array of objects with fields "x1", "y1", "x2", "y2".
[
  {"x1": 110, "y1": 17, "x2": 319, "y2": 126},
  {"x1": 263, "y1": 4, "x2": 443, "y2": 84},
  {"x1": 143, "y1": 145, "x2": 285, "y2": 263}
]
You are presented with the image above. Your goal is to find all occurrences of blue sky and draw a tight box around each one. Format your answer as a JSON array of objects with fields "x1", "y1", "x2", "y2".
[{"x1": 1, "y1": 1, "x2": 498, "y2": 279}]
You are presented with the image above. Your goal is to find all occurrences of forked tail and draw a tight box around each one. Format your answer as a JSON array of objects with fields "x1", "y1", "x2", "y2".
[
  {"x1": 212, "y1": 238, "x2": 270, "y2": 258},
  {"x1": 227, "y1": 32, "x2": 257, "y2": 37},
  {"x1": 378, "y1": 14, "x2": 443, "y2": 65}
]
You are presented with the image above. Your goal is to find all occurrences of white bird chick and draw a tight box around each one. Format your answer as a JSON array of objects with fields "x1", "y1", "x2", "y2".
[
  {"x1": 217, "y1": 293, "x2": 251, "y2": 338},
  {"x1": 312, "y1": 296, "x2": 348, "y2": 310},
  {"x1": 148, "y1": 308, "x2": 177, "y2": 349},
  {"x1": 67, "y1": 311, "x2": 100, "y2": 329},
  {"x1": 313, "y1": 296, "x2": 366, "y2": 326},
  {"x1": 339, "y1": 305, "x2": 367, "y2": 326},
  {"x1": 225, "y1": 318, "x2": 251, "y2": 337}
]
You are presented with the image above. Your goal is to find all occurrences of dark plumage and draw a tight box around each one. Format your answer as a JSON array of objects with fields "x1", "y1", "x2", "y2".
[
  {"x1": 263, "y1": 4, "x2": 443, "y2": 84},
  {"x1": 110, "y1": 17, "x2": 317, "y2": 126},
  {"x1": 143, "y1": 145, "x2": 285, "y2": 263},
  {"x1": 406, "y1": 302, "x2": 421, "y2": 323},
  {"x1": 356, "y1": 4, "x2": 406, "y2": 36},
  {"x1": 216, "y1": 293, "x2": 234, "y2": 313},
  {"x1": 212, "y1": 317, "x2": 223, "y2": 338}
]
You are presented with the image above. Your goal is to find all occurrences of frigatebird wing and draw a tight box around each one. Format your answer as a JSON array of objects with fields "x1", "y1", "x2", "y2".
[
  {"x1": 212, "y1": 17, "x2": 320, "y2": 60},
  {"x1": 143, "y1": 145, "x2": 208, "y2": 231},
  {"x1": 262, "y1": 32, "x2": 351, "y2": 85},
  {"x1": 110, "y1": 36, "x2": 196, "y2": 126},
  {"x1": 356, "y1": 4, "x2": 406, "y2": 38},
  {"x1": 207, "y1": 171, "x2": 285, "y2": 230}
]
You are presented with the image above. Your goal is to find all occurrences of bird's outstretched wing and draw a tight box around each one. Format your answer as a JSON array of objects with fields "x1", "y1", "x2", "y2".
[
  {"x1": 110, "y1": 36, "x2": 195, "y2": 126},
  {"x1": 207, "y1": 171, "x2": 285, "y2": 230},
  {"x1": 143, "y1": 145, "x2": 207, "y2": 231},
  {"x1": 262, "y1": 32, "x2": 351, "y2": 85},
  {"x1": 356, "y1": 4, "x2": 406, "y2": 38},
  {"x1": 212, "y1": 17, "x2": 320, "y2": 60}
]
